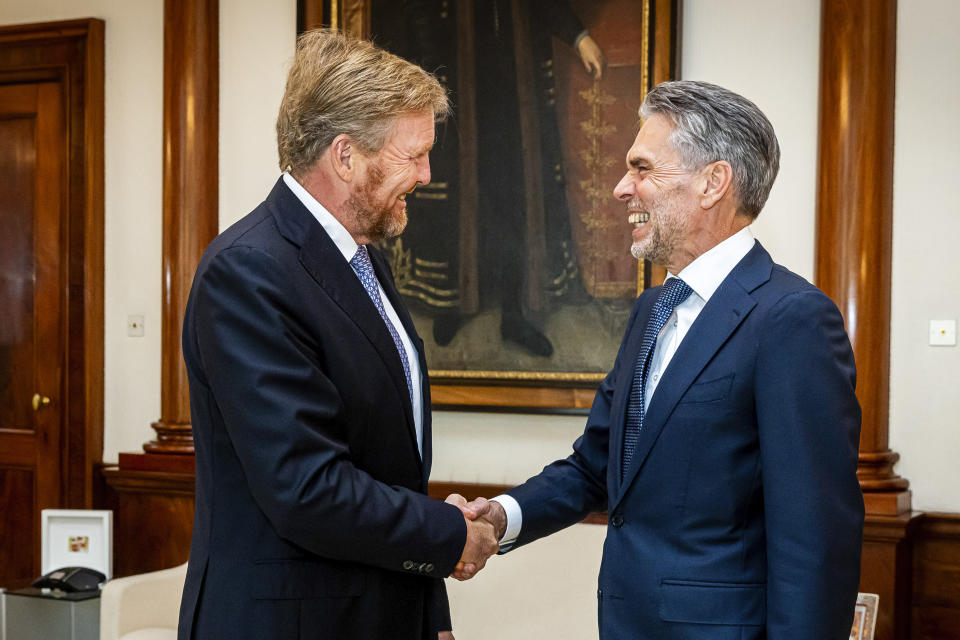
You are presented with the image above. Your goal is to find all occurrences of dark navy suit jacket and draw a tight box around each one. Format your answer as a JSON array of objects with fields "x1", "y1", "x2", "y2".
[
  {"x1": 177, "y1": 179, "x2": 466, "y2": 640},
  {"x1": 507, "y1": 242, "x2": 864, "y2": 639}
]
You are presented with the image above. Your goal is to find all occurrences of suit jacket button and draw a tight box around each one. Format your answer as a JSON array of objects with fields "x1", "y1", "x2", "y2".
[
  {"x1": 403, "y1": 560, "x2": 414, "y2": 570},
  {"x1": 611, "y1": 515, "x2": 624, "y2": 528},
  {"x1": 424, "y1": 564, "x2": 434, "y2": 574}
]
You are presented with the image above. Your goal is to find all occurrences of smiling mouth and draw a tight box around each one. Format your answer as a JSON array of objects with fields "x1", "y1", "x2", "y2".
[{"x1": 628, "y1": 211, "x2": 650, "y2": 226}]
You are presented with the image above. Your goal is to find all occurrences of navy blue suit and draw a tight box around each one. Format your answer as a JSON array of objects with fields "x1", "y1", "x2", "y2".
[
  {"x1": 178, "y1": 179, "x2": 466, "y2": 640},
  {"x1": 507, "y1": 243, "x2": 864, "y2": 639}
]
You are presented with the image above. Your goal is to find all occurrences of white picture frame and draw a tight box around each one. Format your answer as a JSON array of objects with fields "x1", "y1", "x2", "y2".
[
  {"x1": 849, "y1": 592, "x2": 879, "y2": 640},
  {"x1": 40, "y1": 509, "x2": 113, "y2": 580}
]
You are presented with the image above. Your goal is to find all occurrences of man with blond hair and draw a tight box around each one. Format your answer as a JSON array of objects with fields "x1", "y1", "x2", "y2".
[{"x1": 178, "y1": 29, "x2": 496, "y2": 640}]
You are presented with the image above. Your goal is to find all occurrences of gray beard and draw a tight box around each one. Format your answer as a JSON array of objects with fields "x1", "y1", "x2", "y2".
[{"x1": 630, "y1": 223, "x2": 677, "y2": 266}]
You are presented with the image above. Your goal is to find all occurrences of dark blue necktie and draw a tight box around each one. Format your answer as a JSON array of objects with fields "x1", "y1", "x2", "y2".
[
  {"x1": 621, "y1": 277, "x2": 693, "y2": 482},
  {"x1": 350, "y1": 245, "x2": 414, "y2": 405}
]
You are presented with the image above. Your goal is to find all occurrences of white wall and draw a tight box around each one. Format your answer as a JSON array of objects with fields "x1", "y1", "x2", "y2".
[
  {"x1": 888, "y1": 0, "x2": 960, "y2": 512},
  {"x1": 219, "y1": 1, "x2": 295, "y2": 231},
  {"x1": 2, "y1": 0, "x2": 956, "y2": 513},
  {"x1": 681, "y1": 0, "x2": 821, "y2": 281}
]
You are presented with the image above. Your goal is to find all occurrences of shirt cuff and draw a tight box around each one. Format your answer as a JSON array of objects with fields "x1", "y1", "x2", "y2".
[
  {"x1": 573, "y1": 29, "x2": 590, "y2": 48},
  {"x1": 490, "y1": 494, "x2": 522, "y2": 549}
]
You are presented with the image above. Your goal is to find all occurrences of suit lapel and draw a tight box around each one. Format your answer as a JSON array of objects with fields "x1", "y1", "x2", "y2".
[
  {"x1": 611, "y1": 243, "x2": 773, "y2": 509},
  {"x1": 266, "y1": 179, "x2": 422, "y2": 470}
]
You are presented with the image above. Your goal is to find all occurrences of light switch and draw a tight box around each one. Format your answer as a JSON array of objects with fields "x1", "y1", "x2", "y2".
[
  {"x1": 127, "y1": 314, "x2": 145, "y2": 337},
  {"x1": 929, "y1": 319, "x2": 956, "y2": 346}
]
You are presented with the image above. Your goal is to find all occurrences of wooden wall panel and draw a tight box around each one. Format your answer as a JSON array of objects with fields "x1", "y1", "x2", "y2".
[
  {"x1": 912, "y1": 514, "x2": 960, "y2": 639},
  {"x1": 101, "y1": 467, "x2": 195, "y2": 577},
  {"x1": 0, "y1": 468, "x2": 36, "y2": 588}
]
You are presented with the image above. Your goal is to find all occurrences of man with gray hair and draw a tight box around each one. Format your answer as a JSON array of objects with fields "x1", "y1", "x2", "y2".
[
  {"x1": 178, "y1": 29, "x2": 496, "y2": 640},
  {"x1": 457, "y1": 80, "x2": 864, "y2": 638}
]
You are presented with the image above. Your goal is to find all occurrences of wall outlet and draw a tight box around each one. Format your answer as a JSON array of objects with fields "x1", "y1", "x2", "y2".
[
  {"x1": 929, "y1": 319, "x2": 956, "y2": 346},
  {"x1": 127, "y1": 314, "x2": 145, "y2": 337}
]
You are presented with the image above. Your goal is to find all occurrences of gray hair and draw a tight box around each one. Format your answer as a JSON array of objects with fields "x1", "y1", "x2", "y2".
[
  {"x1": 277, "y1": 29, "x2": 450, "y2": 176},
  {"x1": 640, "y1": 80, "x2": 780, "y2": 219}
]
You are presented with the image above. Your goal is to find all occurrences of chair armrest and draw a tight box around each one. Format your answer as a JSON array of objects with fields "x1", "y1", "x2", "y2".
[{"x1": 99, "y1": 564, "x2": 187, "y2": 640}]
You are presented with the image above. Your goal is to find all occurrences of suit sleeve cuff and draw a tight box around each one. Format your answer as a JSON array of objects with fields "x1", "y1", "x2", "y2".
[{"x1": 490, "y1": 494, "x2": 522, "y2": 550}]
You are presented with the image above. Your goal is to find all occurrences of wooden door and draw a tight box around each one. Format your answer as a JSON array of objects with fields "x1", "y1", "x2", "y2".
[{"x1": 0, "y1": 80, "x2": 67, "y2": 589}]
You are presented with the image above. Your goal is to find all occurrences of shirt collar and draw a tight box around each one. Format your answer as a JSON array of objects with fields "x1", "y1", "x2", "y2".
[
  {"x1": 282, "y1": 172, "x2": 359, "y2": 263},
  {"x1": 668, "y1": 227, "x2": 755, "y2": 303}
]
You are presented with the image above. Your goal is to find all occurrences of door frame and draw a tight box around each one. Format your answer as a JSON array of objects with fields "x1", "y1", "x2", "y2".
[{"x1": 0, "y1": 19, "x2": 104, "y2": 508}]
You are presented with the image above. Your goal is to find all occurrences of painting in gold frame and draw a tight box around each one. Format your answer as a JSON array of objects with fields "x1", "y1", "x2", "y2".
[{"x1": 298, "y1": 0, "x2": 679, "y2": 410}]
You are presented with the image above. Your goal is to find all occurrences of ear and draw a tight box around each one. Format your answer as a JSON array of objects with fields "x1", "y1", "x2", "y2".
[
  {"x1": 329, "y1": 134, "x2": 357, "y2": 182},
  {"x1": 699, "y1": 160, "x2": 733, "y2": 210}
]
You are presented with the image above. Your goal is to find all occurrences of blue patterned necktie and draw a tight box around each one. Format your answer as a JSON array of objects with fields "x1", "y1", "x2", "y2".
[
  {"x1": 621, "y1": 277, "x2": 693, "y2": 482},
  {"x1": 350, "y1": 245, "x2": 414, "y2": 405}
]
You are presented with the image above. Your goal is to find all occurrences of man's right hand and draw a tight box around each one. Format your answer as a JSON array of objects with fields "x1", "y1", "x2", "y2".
[
  {"x1": 445, "y1": 494, "x2": 500, "y2": 580},
  {"x1": 444, "y1": 494, "x2": 506, "y2": 580}
]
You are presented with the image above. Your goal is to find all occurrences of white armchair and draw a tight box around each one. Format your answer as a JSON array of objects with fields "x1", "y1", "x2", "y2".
[{"x1": 99, "y1": 563, "x2": 187, "y2": 640}]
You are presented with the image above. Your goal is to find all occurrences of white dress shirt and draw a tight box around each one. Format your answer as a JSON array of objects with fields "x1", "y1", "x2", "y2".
[
  {"x1": 282, "y1": 172, "x2": 424, "y2": 456},
  {"x1": 493, "y1": 227, "x2": 757, "y2": 545}
]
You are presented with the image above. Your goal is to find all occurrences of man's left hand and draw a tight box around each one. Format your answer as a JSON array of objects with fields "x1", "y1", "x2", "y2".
[
  {"x1": 439, "y1": 632, "x2": 455, "y2": 640},
  {"x1": 576, "y1": 35, "x2": 605, "y2": 79}
]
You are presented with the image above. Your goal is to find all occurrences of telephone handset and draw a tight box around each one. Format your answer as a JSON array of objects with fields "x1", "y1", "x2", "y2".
[{"x1": 32, "y1": 566, "x2": 105, "y2": 592}]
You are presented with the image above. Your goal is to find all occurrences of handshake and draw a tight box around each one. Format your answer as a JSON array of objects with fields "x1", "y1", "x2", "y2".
[{"x1": 444, "y1": 494, "x2": 506, "y2": 581}]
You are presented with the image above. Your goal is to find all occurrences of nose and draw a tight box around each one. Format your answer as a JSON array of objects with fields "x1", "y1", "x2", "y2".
[
  {"x1": 613, "y1": 172, "x2": 634, "y2": 201},
  {"x1": 417, "y1": 156, "x2": 431, "y2": 186}
]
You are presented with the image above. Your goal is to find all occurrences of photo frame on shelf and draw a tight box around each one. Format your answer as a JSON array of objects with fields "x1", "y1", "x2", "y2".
[
  {"x1": 849, "y1": 593, "x2": 879, "y2": 640},
  {"x1": 41, "y1": 509, "x2": 113, "y2": 579}
]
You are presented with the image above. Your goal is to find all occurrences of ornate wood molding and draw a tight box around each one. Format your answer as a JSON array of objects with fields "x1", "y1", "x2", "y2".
[
  {"x1": 815, "y1": 0, "x2": 908, "y2": 512},
  {"x1": 145, "y1": 0, "x2": 219, "y2": 454}
]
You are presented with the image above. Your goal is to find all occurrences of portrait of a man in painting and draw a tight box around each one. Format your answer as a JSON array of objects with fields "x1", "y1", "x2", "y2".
[{"x1": 341, "y1": 0, "x2": 666, "y2": 388}]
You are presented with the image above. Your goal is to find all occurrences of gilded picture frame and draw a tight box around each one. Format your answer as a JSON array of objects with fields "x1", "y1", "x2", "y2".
[{"x1": 298, "y1": 0, "x2": 679, "y2": 410}]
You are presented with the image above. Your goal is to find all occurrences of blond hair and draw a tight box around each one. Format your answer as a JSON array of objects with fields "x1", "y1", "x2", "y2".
[{"x1": 277, "y1": 28, "x2": 450, "y2": 175}]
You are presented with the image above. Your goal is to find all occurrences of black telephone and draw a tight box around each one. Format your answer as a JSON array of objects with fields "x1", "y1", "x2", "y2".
[{"x1": 32, "y1": 566, "x2": 105, "y2": 592}]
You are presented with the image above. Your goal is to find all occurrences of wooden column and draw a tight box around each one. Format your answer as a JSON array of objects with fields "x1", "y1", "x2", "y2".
[
  {"x1": 144, "y1": 0, "x2": 219, "y2": 454},
  {"x1": 815, "y1": 0, "x2": 909, "y2": 515},
  {"x1": 816, "y1": 2, "x2": 916, "y2": 638}
]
